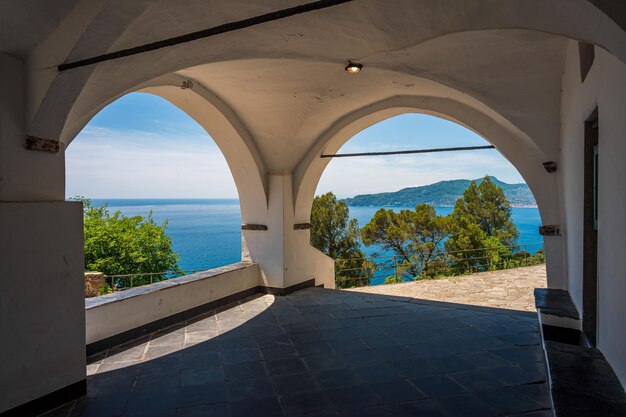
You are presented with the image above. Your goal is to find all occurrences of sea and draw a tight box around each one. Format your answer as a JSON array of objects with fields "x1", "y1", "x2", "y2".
[{"x1": 92, "y1": 199, "x2": 543, "y2": 283}]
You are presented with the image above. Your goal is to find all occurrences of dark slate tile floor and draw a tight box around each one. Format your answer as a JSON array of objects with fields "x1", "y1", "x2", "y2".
[{"x1": 41, "y1": 287, "x2": 551, "y2": 417}]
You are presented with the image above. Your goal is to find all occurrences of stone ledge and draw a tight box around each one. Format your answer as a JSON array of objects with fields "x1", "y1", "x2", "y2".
[
  {"x1": 85, "y1": 262, "x2": 257, "y2": 309},
  {"x1": 85, "y1": 264, "x2": 317, "y2": 354},
  {"x1": 534, "y1": 288, "x2": 579, "y2": 319}
]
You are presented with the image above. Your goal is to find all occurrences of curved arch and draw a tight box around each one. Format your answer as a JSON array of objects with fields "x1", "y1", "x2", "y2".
[
  {"x1": 28, "y1": 0, "x2": 626, "y2": 141},
  {"x1": 140, "y1": 86, "x2": 269, "y2": 222},
  {"x1": 293, "y1": 95, "x2": 559, "y2": 227},
  {"x1": 65, "y1": 75, "x2": 269, "y2": 222}
]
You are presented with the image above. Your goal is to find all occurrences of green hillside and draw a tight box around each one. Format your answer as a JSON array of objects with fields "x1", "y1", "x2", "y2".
[{"x1": 342, "y1": 177, "x2": 536, "y2": 207}]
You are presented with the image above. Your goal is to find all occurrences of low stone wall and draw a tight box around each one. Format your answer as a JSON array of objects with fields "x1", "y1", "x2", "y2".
[
  {"x1": 85, "y1": 262, "x2": 260, "y2": 346},
  {"x1": 84, "y1": 272, "x2": 105, "y2": 297}
]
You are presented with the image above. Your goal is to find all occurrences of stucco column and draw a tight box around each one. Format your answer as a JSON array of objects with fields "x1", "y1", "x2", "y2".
[
  {"x1": 242, "y1": 174, "x2": 335, "y2": 290},
  {"x1": 0, "y1": 53, "x2": 86, "y2": 414},
  {"x1": 0, "y1": 55, "x2": 64, "y2": 201},
  {"x1": 534, "y1": 181, "x2": 567, "y2": 291}
]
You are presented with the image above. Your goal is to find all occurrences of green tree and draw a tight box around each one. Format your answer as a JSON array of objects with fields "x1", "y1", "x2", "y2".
[
  {"x1": 76, "y1": 198, "x2": 181, "y2": 290},
  {"x1": 310, "y1": 192, "x2": 371, "y2": 288},
  {"x1": 445, "y1": 176, "x2": 519, "y2": 272},
  {"x1": 361, "y1": 204, "x2": 451, "y2": 280}
]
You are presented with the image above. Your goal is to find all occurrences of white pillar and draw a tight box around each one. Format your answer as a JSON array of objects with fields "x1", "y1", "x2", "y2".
[
  {"x1": 0, "y1": 53, "x2": 85, "y2": 413},
  {"x1": 242, "y1": 174, "x2": 335, "y2": 290}
]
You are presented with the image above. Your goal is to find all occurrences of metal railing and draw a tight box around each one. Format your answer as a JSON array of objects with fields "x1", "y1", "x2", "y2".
[
  {"x1": 335, "y1": 242, "x2": 544, "y2": 288},
  {"x1": 103, "y1": 269, "x2": 200, "y2": 292}
]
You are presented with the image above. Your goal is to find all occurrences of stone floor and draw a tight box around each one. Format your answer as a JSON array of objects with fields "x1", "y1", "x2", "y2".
[
  {"x1": 42, "y1": 287, "x2": 551, "y2": 417},
  {"x1": 348, "y1": 265, "x2": 547, "y2": 312}
]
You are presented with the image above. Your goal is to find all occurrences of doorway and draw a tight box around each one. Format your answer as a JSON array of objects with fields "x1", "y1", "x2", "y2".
[{"x1": 583, "y1": 108, "x2": 599, "y2": 346}]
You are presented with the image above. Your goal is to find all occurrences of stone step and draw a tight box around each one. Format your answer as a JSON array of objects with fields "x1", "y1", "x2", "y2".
[
  {"x1": 534, "y1": 288, "x2": 580, "y2": 330},
  {"x1": 544, "y1": 341, "x2": 626, "y2": 417}
]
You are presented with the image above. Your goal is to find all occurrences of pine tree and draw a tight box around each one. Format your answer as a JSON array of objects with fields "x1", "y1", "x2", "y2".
[
  {"x1": 310, "y1": 193, "x2": 370, "y2": 288},
  {"x1": 445, "y1": 176, "x2": 519, "y2": 272},
  {"x1": 361, "y1": 204, "x2": 451, "y2": 280}
]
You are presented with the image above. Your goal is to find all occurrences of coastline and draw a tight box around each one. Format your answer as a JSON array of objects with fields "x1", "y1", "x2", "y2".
[{"x1": 345, "y1": 204, "x2": 538, "y2": 209}]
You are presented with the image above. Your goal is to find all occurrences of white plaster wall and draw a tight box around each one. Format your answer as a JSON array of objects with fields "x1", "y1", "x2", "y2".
[
  {"x1": 243, "y1": 175, "x2": 286, "y2": 289},
  {"x1": 242, "y1": 174, "x2": 335, "y2": 289},
  {"x1": 284, "y1": 232, "x2": 336, "y2": 289},
  {"x1": 86, "y1": 263, "x2": 260, "y2": 344},
  {"x1": 561, "y1": 42, "x2": 626, "y2": 387},
  {"x1": 0, "y1": 202, "x2": 85, "y2": 413},
  {"x1": 279, "y1": 175, "x2": 335, "y2": 289},
  {"x1": 0, "y1": 53, "x2": 65, "y2": 201}
]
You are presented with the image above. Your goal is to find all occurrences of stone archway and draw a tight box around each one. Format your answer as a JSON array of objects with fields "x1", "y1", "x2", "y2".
[
  {"x1": 27, "y1": 0, "x2": 626, "y2": 143},
  {"x1": 63, "y1": 74, "x2": 269, "y2": 224},
  {"x1": 293, "y1": 95, "x2": 565, "y2": 289}
]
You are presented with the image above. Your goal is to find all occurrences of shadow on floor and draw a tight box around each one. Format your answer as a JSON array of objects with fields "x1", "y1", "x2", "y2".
[{"x1": 42, "y1": 287, "x2": 552, "y2": 417}]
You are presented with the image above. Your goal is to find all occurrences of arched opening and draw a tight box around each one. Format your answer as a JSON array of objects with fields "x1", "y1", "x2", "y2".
[
  {"x1": 6, "y1": 3, "x2": 626, "y2": 415},
  {"x1": 294, "y1": 94, "x2": 565, "y2": 291},
  {"x1": 311, "y1": 113, "x2": 547, "y2": 310},
  {"x1": 66, "y1": 92, "x2": 244, "y2": 293}
]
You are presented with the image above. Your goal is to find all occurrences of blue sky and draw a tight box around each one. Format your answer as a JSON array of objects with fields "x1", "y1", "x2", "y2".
[{"x1": 65, "y1": 93, "x2": 524, "y2": 199}]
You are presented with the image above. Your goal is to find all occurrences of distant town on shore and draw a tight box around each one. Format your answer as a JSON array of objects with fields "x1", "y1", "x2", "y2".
[{"x1": 342, "y1": 176, "x2": 537, "y2": 208}]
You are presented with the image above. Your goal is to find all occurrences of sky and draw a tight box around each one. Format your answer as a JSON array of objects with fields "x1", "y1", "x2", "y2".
[{"x1": 65, "y1": 92, "x2": 525, "y2": 199}]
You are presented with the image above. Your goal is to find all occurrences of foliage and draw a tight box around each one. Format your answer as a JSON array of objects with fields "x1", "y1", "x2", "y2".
[
  {"x1": 509, "y1": 248, "x2": 545, "y2": 268},
  {"x1": 98, "y1": 283, "x2": 113, "y2": 295},
  {"x1": 384, "y1": 275, "x2": 404, "y2": 284},
  {"x1": 361, "y1": 204, "x2": 451, "y2": 280},
  {"x1": 445, "y1": 176, "x2": 520, "y2": 273},
  {"x1": 482, "y1": 236, "x2": 511, "y2": 271},
  {"x1": 310, "y1": 192, "x2": 371, "y2": 288},
  {"x1": 356, "y1": 177, "x2": 534, "y2": 282},
  {"x1": 74, "y1": 197, "x2": 181, "y2": 289}
]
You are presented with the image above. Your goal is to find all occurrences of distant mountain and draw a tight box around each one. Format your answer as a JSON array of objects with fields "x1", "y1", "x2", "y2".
[{"x1": 342, "y1": 177, "x2": 536, "y2": 208}]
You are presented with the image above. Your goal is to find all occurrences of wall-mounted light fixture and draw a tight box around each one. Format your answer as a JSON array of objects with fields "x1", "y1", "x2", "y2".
[{"x1": 345, "y1": 61, "x2": 362, "y2": 74}]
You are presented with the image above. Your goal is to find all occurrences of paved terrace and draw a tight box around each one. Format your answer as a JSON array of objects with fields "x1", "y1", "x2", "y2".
[
  {"x1": 43, "y1": 287, "x2": 551, "y2": 417},
  {"x1": 349, "y1": 265, "x2": 547, "y2": 312}
]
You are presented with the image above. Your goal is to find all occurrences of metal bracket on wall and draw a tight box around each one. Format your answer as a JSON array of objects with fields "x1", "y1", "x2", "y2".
[
  {"x1": 543, "y1": 161, "x2": 558, "y2": 173},
  {"x1": 294, "y1": 223, "x2": 312, "y2": 230},
  {"x1": 241, "y1": 224, "x2": 268, "y2": 231},
  {"x1": 539, "y1": 225, "x2": 560, "y2": 236},
  {"x1": 25, "y1": 136, "x2": 60, "y2": 153}
]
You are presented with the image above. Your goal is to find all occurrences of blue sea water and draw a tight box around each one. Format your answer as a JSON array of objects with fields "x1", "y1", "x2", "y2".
[
  {"x1": 91, "y1": 199, "x2": 542, "y2": 281},
  {"x1": 92, "y1": 199, "x2": 242, "y2": 272}
]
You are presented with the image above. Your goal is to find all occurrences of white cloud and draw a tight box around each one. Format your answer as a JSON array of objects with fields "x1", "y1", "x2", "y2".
[
  {"x1": 67, "y1": 126, "x2": 525, "y2": 199},
  {"x1": 65, "y1": 126, "x2": 238, "y2": 198}
]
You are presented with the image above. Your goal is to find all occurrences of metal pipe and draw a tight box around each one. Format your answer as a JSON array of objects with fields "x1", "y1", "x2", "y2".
[
  {"x1": 321, "y1": 145, "x2": 495, "y2": 158},
  {"x1": 58, "y1": 0, "x2": 355, "y2": 71}
]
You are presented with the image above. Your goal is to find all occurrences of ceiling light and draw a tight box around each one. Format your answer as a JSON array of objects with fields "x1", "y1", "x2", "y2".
[{"x1": 345, "y1": 61, "x2": 362, "y2": 74}]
